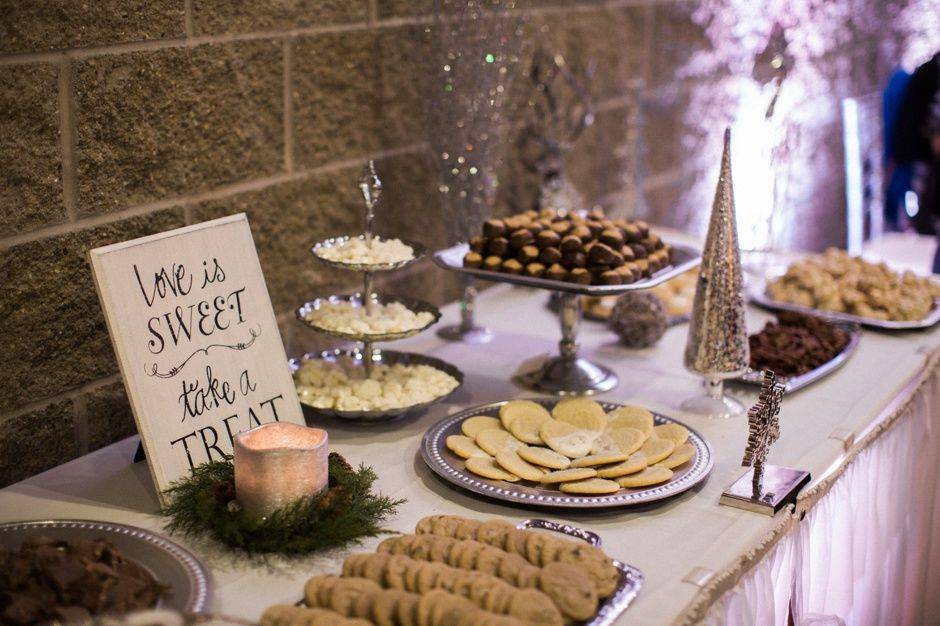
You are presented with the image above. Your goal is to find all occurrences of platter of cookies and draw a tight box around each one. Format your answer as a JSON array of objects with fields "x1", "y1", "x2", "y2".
[
  {"x1": 420, "y1": 398, "x2": 712, "y2": 508},
  {"x1": 259, "y1": 515, "x2": 642, "y2": 626},
  {"x1": 751, "y1": 248, "x2": 940, "y2": 330},
  {"x1": 433, "y1": 208, "x2": 700, "y2": 296}
]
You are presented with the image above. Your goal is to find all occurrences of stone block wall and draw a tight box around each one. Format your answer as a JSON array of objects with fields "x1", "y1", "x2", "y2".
[{"x1": 0, "y1": 0, "x2": 935, "y2": 486}]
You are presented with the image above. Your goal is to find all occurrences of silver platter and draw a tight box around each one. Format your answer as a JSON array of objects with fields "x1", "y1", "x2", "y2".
[
  {"x1": 736, "y1": 323, "x2": 861, "y2": 392},
  {"x1": 290, "y1": 349, "x2": 464, "y2": 422},
  {"x1": 0, "y1": 519, "x2": 210, "y2": 613},
  {"x1": 749, "y1": 277, "x2": 940, "y2": 330},
  {"x1": 311, "y1": 235, "x2": 426, "y2": 272},
  {"x1": 421, "y1": 399, "x2": 713, "y2": 508},
  {"x1": 296, "y1": 293, "x2": 442, "y2": 342},
  {"x1": 433, "y1": 241, "x2": 701, "y2": 296},
  {"x1": 516, "y1": 519, "x2": 643, "y2": 625}
]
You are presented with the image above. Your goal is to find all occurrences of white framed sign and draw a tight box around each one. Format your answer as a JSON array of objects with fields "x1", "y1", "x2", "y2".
[{"x1": 89, "y1": 214, "x2": 305, "y2": 495}]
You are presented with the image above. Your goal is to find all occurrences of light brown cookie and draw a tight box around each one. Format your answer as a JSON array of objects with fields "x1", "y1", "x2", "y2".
[
  {"x1": 476, "y1": 519, "x2": 515, "y2": 549},
  {"x1": 495, "y1": 449, "x2": 546, "y2": 482},
  {"x1": 638, "y1": 437, "x2": 675, "y2": 465},
  {"x1": 658, "y1": 442, "x2": 695, "y2": 469},
  {"x1": 446, "y1": 435, "x2": 490, "y2": 459},
  {"x1": 461, "y1": 415, "x2": 503, "y2": 438},
  {"x1": 466, "y1": 456, "x2": 521, "y2": 481},
  {"x1": 559, "y1": 478, "x2": 621, "y2": 494},
  {"x1": 653, "y1": 422, "x2": 690, "y2": 446},
  {"x1": 499, "y1": 400, "x2": 552, "y2": 429},
  {"x1": 551, "y1": 398, "x2": 607, "y2": 432},
  {"x1": 595, "y1": 452, "x2": 648, "y2": 478},
  {"x1": 606, "y1": 427, "x2": 647, "y2": 455},
  {"x1": 508, "y1": 412, "x2": 551, "y2": 445},
  {"x1": 569, "y1": 452, "x2": 629, "y2": 468},
  {"x1": 517, "y1": 445, "x2": 571, "y2": 470},
  {"x1": 537, "y1": 562, "x2": 599, "y2": 621},
  {"x1": 327, "y1": 578, "x2": 383, "y2": 616},
  {"x1": 606, "y1": 405, "x2": 654, "y2": 436},
  {"x1": 539, "y1": 467, "x2": 597, "y2": 484},
  {"x1": 539, "y1": 420, "x2": 597, "y2": 458},
  {"x1": 508, "y1": 588, "x2": 564, "y2": 626},
  {"x1": 617, "y1": 465, "x2": 673, "y2": 487},
  {"x1": 555, "y1": 544, "x2": 620, "y2": 598},
  {"x1": 385, "y1": 554, "x2": 412, "y2": 590},
  {"x1": 475, "y1": 429, "x2": 525, "y2": 456}
]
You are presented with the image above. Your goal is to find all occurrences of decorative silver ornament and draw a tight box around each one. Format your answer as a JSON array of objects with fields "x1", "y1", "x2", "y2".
[
  {"x1": 609, "y1": 292, "x2": 668, "y2": 348},
  {"x1": 681, "y1": 128, "x2": 749, "y2": 418}
]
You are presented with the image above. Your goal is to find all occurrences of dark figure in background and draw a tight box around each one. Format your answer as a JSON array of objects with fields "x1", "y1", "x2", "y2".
[{"x1": 893, "y1": 52, "x2": 940, "y2": 271}]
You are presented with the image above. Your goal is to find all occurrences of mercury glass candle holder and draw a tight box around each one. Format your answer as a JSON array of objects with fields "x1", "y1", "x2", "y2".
[{"x1": 234, "y1": 422, "x2": 329, "y2": 519}]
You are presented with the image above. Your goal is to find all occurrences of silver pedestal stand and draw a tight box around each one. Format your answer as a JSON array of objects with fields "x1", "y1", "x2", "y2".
[{"x1": 437, "y1": 278, "x2": 494, "y2": 344}]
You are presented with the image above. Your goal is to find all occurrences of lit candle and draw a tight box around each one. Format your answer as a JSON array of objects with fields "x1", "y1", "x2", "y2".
[{"x1": 234, "y1": 422, "x2": 329, "y2": 518}]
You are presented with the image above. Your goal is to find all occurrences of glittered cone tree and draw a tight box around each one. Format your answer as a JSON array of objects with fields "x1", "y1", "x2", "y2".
[{"x1": 681, "y1": 128, "x2": 750, "y2": 418}]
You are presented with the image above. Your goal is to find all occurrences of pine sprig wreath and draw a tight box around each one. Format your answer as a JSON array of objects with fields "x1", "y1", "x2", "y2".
[{"x1": 160, "y1": 453, "x2": 403, "y2": 555}]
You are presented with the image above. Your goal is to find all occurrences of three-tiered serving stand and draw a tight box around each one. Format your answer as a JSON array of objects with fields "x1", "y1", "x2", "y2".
[{"x1": 290, "y1": 162, "x2": 463, "y2": 421}]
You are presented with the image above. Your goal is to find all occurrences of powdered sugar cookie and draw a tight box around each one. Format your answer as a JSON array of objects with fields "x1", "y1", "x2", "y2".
[{"x1": 499, "y1": 400, "x2": 551, "y2": 429}]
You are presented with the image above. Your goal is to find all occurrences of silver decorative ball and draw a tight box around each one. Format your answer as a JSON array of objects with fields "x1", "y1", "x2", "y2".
[{"x1": 609, "y1": 292, "x2": 668, "y2": 348}]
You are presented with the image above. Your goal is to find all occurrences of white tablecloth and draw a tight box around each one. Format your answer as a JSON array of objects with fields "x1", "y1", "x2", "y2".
[{"x1": 1, "y1": 282, "x2": 938, "y2": 625}]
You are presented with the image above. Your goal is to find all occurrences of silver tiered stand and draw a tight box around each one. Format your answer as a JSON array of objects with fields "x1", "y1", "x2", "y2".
[{"x1": 433, "y1": 242, "x2": 701, "y2": 395}]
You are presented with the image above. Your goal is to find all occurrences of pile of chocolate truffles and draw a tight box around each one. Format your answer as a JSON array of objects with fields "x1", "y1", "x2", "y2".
[{"x1": 463, "y1": 208, "x2": 672, "y2": 285}]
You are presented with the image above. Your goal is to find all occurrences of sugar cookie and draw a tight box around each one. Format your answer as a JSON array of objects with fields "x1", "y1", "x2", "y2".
[
  {"x1": 461, "y1": 415, "x2": 503, "y2": 438},
  {"x1": 475, "y1": 429, "x2": 524, "y2": 456},
  {"x1": 638, "y1": 437, "x2": 675, "y2": 464},
  {"x1": 658, "y1": 442, "x2": 695, "y2": 469},
  {"x1": 517, "y1": 445, "x2": 571, "y2": 470},
  {"x1": 499, "y1": 400, "x2": 551, "y2": 429},
  {"x1": 551, "y1": 398, "x2": 607, "y2": 432},
  {"x1": 539, "y1": 467, "x2": 597, "y2": 484},
  {"x1": 559, "y1": 478, "x2": 621, "y2": 494},
  {"x1": 508, "y1": 412, "x2": 551, "y2": 445},
  {"x1": 617, "y1": 465, "x2": 673, "y2": 488},
  {"x1": 595, "y1": 452, "x2": 648, "y2": 478},
  {"x1": 653, "y1": 422, "x2": 689, "y2": 446},
  {"x1": 540, "y1": 420, "x2": 597, "y2": 458},
  {"x1": 495, "y1": 449, "x2": 546, "y2": 482},
  {"x1": 606, "y1": 406, "x2": 654, "y2": 436},
  {"x1": 446, "y1": 435, "x2": 490, "y2": 459},
  {"x1": 465, "y1": 456, "x2": 521, "y2": 482},
  {"x1": 570, "y1": 452, "x2": 629, "y2": 468},
  {"x1": 594, "y1": 427, "x2": 645, "y2": 456}
]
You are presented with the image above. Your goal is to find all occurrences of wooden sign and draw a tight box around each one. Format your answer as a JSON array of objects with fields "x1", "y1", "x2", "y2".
[{"x1": 89, "y1": 214, "x2": 305, "y2": 495}]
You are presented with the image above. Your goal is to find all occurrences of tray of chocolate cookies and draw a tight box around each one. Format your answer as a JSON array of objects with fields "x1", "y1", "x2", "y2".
[
  {"x1": 420, "y1": 398, "x2": 713, "y2": 509},
  {"x1": 259, "y1": 515, "x2": 643, "y2": 626},
  {"x1": 433, "y1": 208, "x2": 700, "y2": 296},
  {"x1": 737, "y1": 312, "x2": 861, "y2": 393}
]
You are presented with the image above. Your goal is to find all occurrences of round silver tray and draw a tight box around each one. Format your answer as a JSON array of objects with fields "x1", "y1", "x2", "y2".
[
  {"x1": 296, "y1": 293, "x2": 442, "y2": 342},
  {"x1": 749, "y1": 276, "x2": 940, "y2": 330},
  {"x1": 420, "y1": 399, "x2": 713, "y2": 508},
  {"x1": 311, "y1": 235, "x2": 427, "y2": 272},
  {"x1": 0, "y1": 519, "x2": 211, "y2": 613},
  {"x1": 290, "y1": 348, "x2": 464, "y2": 421}
]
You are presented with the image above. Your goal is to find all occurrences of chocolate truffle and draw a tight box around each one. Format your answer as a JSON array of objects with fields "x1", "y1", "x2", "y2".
[
  {"x1": 588, "y1": 242, "x2": 618, "y2": 265},
  {"x1": 571, "y1": 225, "x2": 593, "y2": 240},
  {"x1": 628, "y1": 243, "x2": 647, "y2": 259},
  {"x1": 464, "y1": 251, "x2": 483, "y2": 268},
  {"x1": 622, "y1": 223, "x2": 641, "y2": 243},
  {"x1": 550, "y1": 220, "x2": 572, "y2": 235},
  {"x1": 620, "y1": 245, "x2": 636, "y2": 262},
  {"x1": 598, "y1": 270, "x2": 623, "y2": 285},
  {"x1": 488, "y1": 237, "x2": 510, "y2": 257},
  {"x1": 483, "y1": 218, "x2": 506, "y2": 239},
  {"x1": 546, "y1": 263, "x2": 568, "y2": 281},
  {"x1": 536, "y1": 229, "x2": 561, "y2": 249},
  {"x1": 635, "y1": 220, "x2": 650, "y2": 237},
  {"x1": 587, "y1": 207, "x2": 606, "y2": 221},
  {"x1": 540, "y1": 246, "x2": 562, "y2": 265},
  {"x1": 502, "y1": 258, "x2": 524, "y2": 275},
  {"x1": 568, "y1": 267, "x2": 593, "y2": 284},
  {"x1": 509, "y1": 228, "x2": 535, "y2": 249},
  {"x1": 469, "y1": 236, "x2": 486, "y2": 254},
  {"x1": 483, "y1": 255, "x2": 503, "y2": 271},
  {"x1": 600, "y1": 228, "x2": 624, "y2": 248},
  {"x1": 616, "y1": 264, "x2": 638, "y2": 283},
  {"x1": 560, "y1": 234, "x2": 583, "y2": 254},
  {"x1": 524, "y1": 262, "x2": 546, "y2": 278},
  {"x1": 563, "y1": 251, "x2": 587, "y2": 268},
  {"x1": 518, "y1": 245, "x2": 540, "y2": 264}
]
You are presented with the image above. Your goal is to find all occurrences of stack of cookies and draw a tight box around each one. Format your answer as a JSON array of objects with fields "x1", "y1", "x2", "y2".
[
  {"x1": 260, "y1": 515, "x2": 621, "y2": 626},
  {"x1": 462, "y1": 208, "x2": 672, "y2": 286},
  {"x1": 446, "y1": 398, "x2": 694, "y2": 494}
]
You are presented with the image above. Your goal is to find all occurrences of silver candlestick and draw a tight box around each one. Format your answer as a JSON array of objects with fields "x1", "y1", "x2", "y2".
[{"x1": 437, "y1": 277, "x2": 494, "y2": 344}]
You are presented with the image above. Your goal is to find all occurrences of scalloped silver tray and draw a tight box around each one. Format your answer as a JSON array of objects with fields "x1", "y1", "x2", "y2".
[
  {"x1": 516, "y1": 519, "x2": 643, "y2": 625},
  {"x1": 749, "y1": 277, "x2": 940, "y2": 330},
  {"x1": 290, "y1": 349, "x2": 464, "y2": 421},
  {"x1": 433, "y1": 241, "x2": 701, "y2": 296},
  {"x1": 0, "y1": 519, "x2": 211, "y2": 613},
  {"x1": 296, "y1": 293, "x2": 442, "y2": 342},
  {"x1": 311, "y1": 235, "x2": 427, "y2": 272},
  {"x1": 736, "y1": 323, "x2": 861, "y2": 392},
  {"x1": 421, "y1": 400, "x2": 713, "y2": 508}
]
